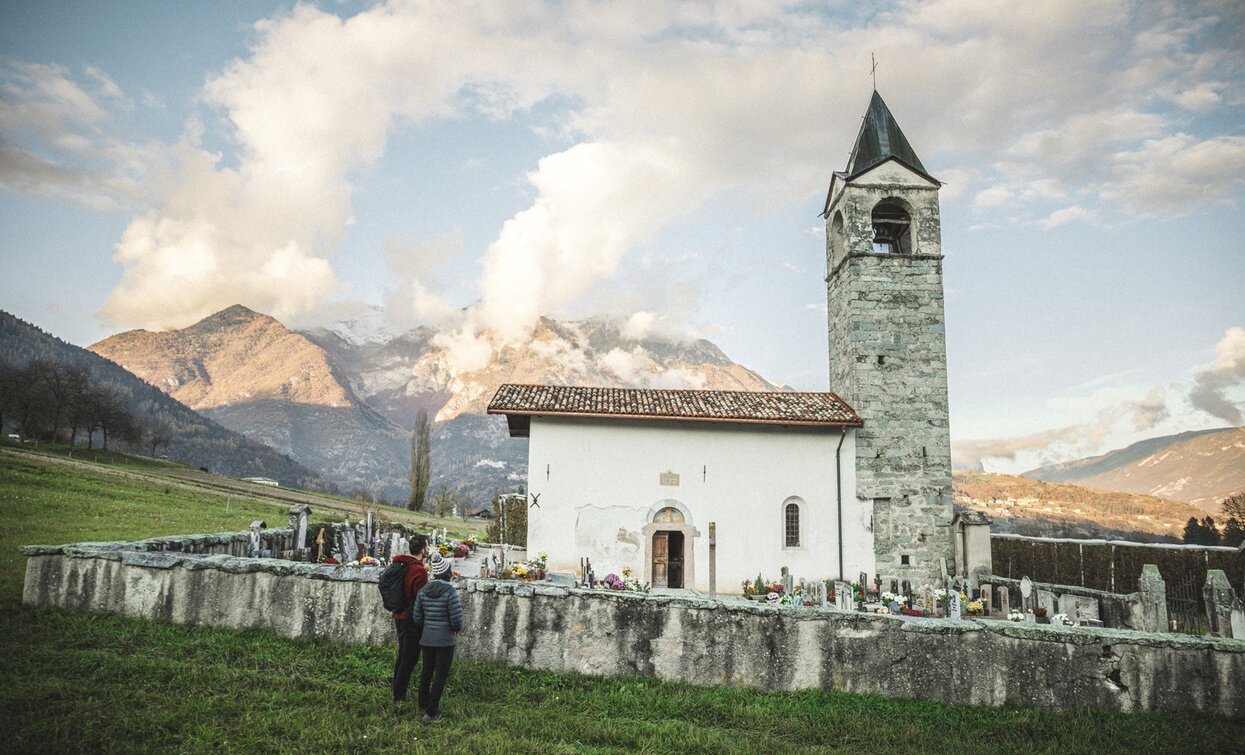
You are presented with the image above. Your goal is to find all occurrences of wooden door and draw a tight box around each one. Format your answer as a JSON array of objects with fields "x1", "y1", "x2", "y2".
[
  {"x1": 652, "y1": 532, "x2": 669, "y2": 588},
  {"x1": 668, "y1": 531, "x2": 684, "y2": 589}
]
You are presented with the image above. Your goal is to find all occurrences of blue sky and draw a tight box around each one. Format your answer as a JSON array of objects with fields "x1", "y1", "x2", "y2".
[{"x1": 1, "y1": 0, "x2": 1243, "y2": 472}]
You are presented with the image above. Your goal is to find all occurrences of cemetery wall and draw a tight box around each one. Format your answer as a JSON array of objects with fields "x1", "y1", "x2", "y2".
[
  {"x1": 21, "y1": 542, "x2": 1245, "y2": 717},
  {"x1": 991, "y1": 534, "x2": 1243, "y2": 595}
]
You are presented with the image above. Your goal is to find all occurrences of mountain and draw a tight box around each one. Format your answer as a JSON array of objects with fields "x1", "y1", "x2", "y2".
[
  {"x1": 0, "y1": 310, "x2": 322, "y2": 487},
  {"x1": 954, "y1": 471, "x2": 1210, "y2": 541},
  {"x1": 90, "y1": 305, "x2": 410, "y2": 499},
  {"x1": 1022, "y1": 427, "x2": 1245, "y2": 514},
  {"x1": 90, "y1": 307, "x2": 779, "y2": 506}
]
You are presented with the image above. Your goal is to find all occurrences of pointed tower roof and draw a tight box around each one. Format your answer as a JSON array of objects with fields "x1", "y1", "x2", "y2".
[
  {"x1": 822, "y1": 90, "x2": 938, "y2": 217},
  {"x1": 844, "y1": 91, "x2": 935, "y2": 182}
]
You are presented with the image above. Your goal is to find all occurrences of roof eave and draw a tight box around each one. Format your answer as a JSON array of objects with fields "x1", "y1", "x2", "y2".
[
  {"x1": 844, "y1": 155, "x2": 941, "y2": 187},
  {"x1": 488, "y1": 408, "x2": 863, "y2": 431}
]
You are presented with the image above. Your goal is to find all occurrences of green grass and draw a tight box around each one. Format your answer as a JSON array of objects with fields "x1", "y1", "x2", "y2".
[{"x1": 1, "y1": 453, "x2": 1242, "y2": 753}]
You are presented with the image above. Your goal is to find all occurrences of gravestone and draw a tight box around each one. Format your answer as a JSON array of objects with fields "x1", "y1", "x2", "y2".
[
  {"x1": 948, "y1": 589, "x2": 961, "y2": 621},
  {"x1": 1203, "y1": 570, "x2": 1235, "y2": 638},
  {"x1": 781, "y1": 566, "x2": 793, "y2": 595},
  {"x1": 287, "y1": 505, "x2": 310, "y2": 554},
  {"x1": 247, "y1": 520, "x2": 264, "y2": 558},
  {"x1": 1020, "y1": 576, "x2": 1033, "y2": 611},
  {"x1": 1058, "y1": 594, "x2": 1100, "y2": 624},
  {"x1": 1135, "y1": 564, "x2": 1167, "y2": 633},
  {"x1": 858, "y1": 572, "x2": 868, "y2": 592},
  {"x1": 340, "y1": 529, "x2": 359, "y2": 563},
  {"x1": 980, "y1": 583, "x2": 992, "y2": 616},
  {"x1": 997, "y1": 586, "x2": 1010, "y2": 617},
  {"x1": 1037, "y1": 589, "x2": 1058, "y2": 617},
  {"x1": 835, "y1": 581, "x2": 853, "y2": 611},
  {"x1": 923, "y1": 586, "x2": 935, "y2": 615},
  {"x1": 890, "y1": 579, "x2": 899, "y2": 594}
]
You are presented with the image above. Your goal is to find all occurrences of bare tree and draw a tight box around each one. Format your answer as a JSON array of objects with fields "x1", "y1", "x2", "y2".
[
  {"x1": 1222, "y1": 491, "x2": 1245, "y2": 521},
  {"x1": 408, "y1": 407, "x2": 431, "y2": 512},
  {"x1": 144, "y1": 418, "x2": 172, "y2": 458},
  {"x1": 430, "y1": 484, "x2": 459, "y2": 518}
]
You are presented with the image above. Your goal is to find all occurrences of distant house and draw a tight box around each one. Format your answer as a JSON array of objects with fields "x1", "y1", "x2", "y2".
[
  {"x1": 242, "y1": 476, "x2": 280, "y2": 487},
  {"x1": 468, "y1": 508, "x2": 494, "y2": 519}
]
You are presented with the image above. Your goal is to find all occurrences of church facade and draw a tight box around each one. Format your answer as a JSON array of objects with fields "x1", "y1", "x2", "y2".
[{"x1": 488, "y1": 90, "x2": 954, "y2": 591}]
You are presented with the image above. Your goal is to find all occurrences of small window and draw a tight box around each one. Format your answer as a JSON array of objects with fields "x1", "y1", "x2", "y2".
[
  {"x1": 784, "y1": 502, "x2": 800, "y2": 547},
  {"x1": 901, "y1": 554, "x2": 911, "y2": 566}
]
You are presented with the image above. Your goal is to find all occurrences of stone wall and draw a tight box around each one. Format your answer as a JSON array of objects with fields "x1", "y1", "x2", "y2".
[{"x1": 22, "y1": 542, "x2": 1244, "y2": 717}]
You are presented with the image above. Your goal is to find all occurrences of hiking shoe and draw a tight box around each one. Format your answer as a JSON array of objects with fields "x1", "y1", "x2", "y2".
[{"x1": 421, "y1": 712, "x2": 439, "y2": 726}]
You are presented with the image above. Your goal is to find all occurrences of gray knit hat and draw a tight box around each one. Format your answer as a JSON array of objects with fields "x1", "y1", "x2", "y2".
[{"x1": 429, "y1": 553, "x2": 451, "y2": 577}]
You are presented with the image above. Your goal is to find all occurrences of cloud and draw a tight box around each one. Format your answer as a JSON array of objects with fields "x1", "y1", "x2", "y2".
[
  {"x1": 954, "y1": 327, "x2": 1245, "y2": 472},
  {"x1": 4, "y1": 0, "x2": 1244, "y2": 344},
  {"x1": 1038, "y1": 205, "x2": 1096, "y2": 229},
  {"x1": 383, "y1": 228, "x2": 462, "y2": 330},
  {"x1": 1189, "y1": 326, "x2": 1245, "y2": 424}
]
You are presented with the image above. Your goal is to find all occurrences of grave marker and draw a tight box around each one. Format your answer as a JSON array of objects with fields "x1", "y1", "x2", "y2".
[
  {"x1": 1020, "y1": 576, "x2": 1033, "y2": 611},
  {"x1": 997, "y1": 586, "x2": 1010, "y2": 617},
  {"x1": 980, "y1": 583, "x2": 992, "y2": 615},
  {"x1": 948, "y1": 589, "x2": 961, "y2": 621},
  {"x1": 835, "y1": 581, "x2": 853, "y2": 611}
]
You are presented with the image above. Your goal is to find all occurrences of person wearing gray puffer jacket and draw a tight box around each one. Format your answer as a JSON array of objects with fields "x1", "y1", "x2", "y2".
[{"x1": 411, "y1": 553, "x2": 463, "y2": 724}]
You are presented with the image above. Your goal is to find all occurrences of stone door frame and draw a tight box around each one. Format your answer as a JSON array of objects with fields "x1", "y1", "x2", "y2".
[{"x1": 642, "y1": 499, "x2": 700, "y2": 590}]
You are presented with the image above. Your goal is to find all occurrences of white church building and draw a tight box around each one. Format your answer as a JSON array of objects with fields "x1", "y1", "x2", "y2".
[{"x1": 489, "y1": 90, "x2": 955, "y2": 593}]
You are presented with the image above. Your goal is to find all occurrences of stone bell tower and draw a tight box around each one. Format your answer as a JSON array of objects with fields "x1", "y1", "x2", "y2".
[{"x1": 823, "y1": 90, "x2": 953, "y2": 586}]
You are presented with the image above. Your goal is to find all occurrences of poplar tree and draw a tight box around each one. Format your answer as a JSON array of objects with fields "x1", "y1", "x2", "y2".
[{"x1": 408, "y1": 407, "x2": 431, "y2": 512}]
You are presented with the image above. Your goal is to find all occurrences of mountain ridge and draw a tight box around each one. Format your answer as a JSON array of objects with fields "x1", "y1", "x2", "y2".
[{"x1": 1022, "y1": 426, "x2": 1245, "y2": 513}]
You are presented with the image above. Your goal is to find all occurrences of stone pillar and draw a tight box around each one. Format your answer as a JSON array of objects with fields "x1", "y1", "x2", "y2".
[
  {"x1": 1133, "y1": 564, "x2": 1167, "y2": 633},
  {"x1": 952, "y1": 511, "x2": 992, "y2": 586},
  {"x1": 1203, "y1": 570, "x2": 1235, "y2": 638}
]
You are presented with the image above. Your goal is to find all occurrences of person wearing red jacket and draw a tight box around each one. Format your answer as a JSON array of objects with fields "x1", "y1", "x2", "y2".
[{"x1": 391, "y1": 533, "x2": 429, "y2": 704}]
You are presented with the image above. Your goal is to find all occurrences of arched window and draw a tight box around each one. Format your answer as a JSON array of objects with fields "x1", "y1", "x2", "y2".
[
  {"x1": 784, "y1": 501, "x2": 800, "y2": 547},
  {"x1": 829, "y1": 211, "x2": 845, "y2": 264},
  {"x1": 871, "y1": 200, "x2": 913, "y2": 255}
]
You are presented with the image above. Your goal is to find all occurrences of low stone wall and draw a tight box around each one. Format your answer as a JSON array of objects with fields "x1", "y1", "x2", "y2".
[
  {"x1": 22, "y1": 542, "x2": 1245, "y2": 718},
  {"x1": 988, "y1": 576, "x2": 1138, "y2": 629}
]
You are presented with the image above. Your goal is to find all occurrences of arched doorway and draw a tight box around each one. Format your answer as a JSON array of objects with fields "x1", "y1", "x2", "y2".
[{"x1": 642, "y1": 502, "x2": 699, "y2": 590}]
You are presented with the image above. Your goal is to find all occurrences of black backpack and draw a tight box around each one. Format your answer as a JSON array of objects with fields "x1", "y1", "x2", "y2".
[{"x1": 378, "y1": 561, "x2": 410, "y2": 612}]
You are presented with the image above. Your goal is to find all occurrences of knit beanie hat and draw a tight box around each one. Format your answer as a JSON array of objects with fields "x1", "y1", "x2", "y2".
[{"x1": 429, "y1": 553, "x2": 451, "y2": 577}]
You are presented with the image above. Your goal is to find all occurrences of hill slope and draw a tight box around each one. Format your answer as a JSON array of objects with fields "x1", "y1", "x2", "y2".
[
  {"x1": 90, "y1": 306, "x2": 409, "y2": 499},
  {"x1": 954, "y1": 471, "x2": 1210, "y2": 541},
  {"x1": 0, "y1": 310, "x2": 322, "y2": 487},
  {"x1": 1022, "y1": 427, "x2": 1245, "y2": 513}
]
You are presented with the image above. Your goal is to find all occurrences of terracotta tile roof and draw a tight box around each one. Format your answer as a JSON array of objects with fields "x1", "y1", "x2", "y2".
[{"x1": 488, "y1": 384, "x2": 861, "y2": 436}]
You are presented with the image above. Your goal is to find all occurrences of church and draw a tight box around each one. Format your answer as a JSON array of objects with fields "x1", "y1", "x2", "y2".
[{"x1": 488, "y1": 91, "x2": 954, "y2": 593}]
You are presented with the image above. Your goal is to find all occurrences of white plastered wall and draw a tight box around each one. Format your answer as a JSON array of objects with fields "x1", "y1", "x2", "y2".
[{"x1": 525, "y1": 417, "x2": 871, "y2": 593}]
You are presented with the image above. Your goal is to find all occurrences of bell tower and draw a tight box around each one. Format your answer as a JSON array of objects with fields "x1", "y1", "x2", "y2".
[{"x1": 824, "y1": 91, "x2": 953, "y2": 586}]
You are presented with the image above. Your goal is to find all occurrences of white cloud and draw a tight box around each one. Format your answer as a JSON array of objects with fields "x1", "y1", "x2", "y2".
[
  {"x1": 1038, "y1": 205, "x2": 1096, "y2": 229},
  {"x1": 1189, "y1": 326, "x2": 1245, "y2": 425},
  {"x1": 3, "y1": 0, "x2": 1243, "y2": 343}
]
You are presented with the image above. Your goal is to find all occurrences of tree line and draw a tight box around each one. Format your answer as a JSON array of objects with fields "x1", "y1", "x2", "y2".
[
  {"x1": 1182, "y1": 492, "x2": 1245, "y2": 546},
  {"x1": 0, "y1": 358, "x2": 169, "y2": 454}
]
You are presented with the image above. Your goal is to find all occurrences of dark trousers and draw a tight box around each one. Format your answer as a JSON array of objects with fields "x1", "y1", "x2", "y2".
[
  {"x1": 418, "y1": 645, "x2": 455, "y2": 716},
  {"x1": 392, "y1": 619, "x2": 420, "y2": 702}
]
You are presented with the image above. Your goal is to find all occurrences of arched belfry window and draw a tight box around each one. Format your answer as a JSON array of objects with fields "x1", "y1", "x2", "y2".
[
  {"x1": 783, "y1": 498, "x2": 802, "y2": 547},
  {"x1": 871, "y1": 201, "x2": 912, "y2": 255}
]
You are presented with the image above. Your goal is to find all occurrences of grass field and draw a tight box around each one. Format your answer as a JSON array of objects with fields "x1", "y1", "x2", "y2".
[{"x1": 1, "y1": 452, "x2": 1242, "y2": 753}]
